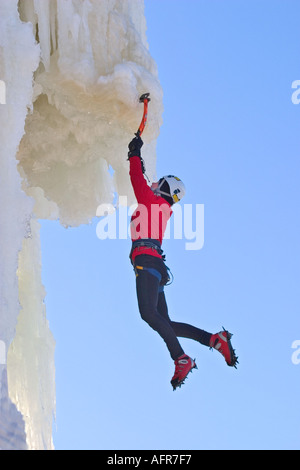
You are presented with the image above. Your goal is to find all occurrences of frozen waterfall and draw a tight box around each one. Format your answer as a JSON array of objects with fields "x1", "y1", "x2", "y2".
[{"x1": 0, "y1": 0, "x2": 162, "y2": 450}]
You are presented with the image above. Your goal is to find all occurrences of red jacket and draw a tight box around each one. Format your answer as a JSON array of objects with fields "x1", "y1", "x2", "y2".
[{"x1": 129, "y1": 156, "x2": 172, "y2": 262}]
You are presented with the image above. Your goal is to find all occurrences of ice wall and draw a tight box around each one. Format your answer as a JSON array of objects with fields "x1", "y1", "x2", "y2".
[
  {"x1": 18, "y1": 0, "x2": 163, "y2": 226},
  {"x1": 0, "y1": 0, "x2": 162, "y2": 450},
  {"x1": 0, "y1": 0, "x2": 40, "y2": 450}
]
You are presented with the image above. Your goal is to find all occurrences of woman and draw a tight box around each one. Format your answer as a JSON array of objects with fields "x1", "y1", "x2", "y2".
[{"x1": 127, "y1": 136, "x2": 238, "y2": 390}]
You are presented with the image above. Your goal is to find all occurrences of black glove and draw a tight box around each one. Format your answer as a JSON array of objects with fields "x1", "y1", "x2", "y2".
[
  {"x1": 127, "y1": 135, "x2": 146, "y2": 174},
  {"x1": 128, "y1": 135, "x2": 143, "y2": 159}
]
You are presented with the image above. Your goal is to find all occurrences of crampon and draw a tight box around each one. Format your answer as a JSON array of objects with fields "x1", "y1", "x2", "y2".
[
  {"x1": 171, "y1": 354, "x2": 197, "y2": 391},
  {"x1": 210, "y1": 327, "x2": 239, "y2": 368}
]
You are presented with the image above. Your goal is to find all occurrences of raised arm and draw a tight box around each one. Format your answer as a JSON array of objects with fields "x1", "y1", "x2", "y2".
[{"x1": 128, "y1": 136, "x2": 154, "y2": 204}]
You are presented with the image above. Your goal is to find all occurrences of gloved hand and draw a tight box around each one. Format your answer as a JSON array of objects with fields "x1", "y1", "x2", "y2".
[{"x1": 128, "y1": 135, "x2": 143, "y2": 159}]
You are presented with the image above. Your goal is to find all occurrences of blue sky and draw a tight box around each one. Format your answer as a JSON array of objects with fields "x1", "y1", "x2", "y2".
[{"x1": 40, "y1": 0, "x2": 300, "y2": 450}]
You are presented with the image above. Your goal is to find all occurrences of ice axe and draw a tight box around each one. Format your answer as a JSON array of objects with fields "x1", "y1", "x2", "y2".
[{"x1": 135, "y1": 93, "x2": 151, "y2": 137}]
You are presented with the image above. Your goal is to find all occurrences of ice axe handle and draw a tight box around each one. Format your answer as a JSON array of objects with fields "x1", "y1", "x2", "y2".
[{"x1": 136, "y1": 93, "x2": 151, "y2": 137}]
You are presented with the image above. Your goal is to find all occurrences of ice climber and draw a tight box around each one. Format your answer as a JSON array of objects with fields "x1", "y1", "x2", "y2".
[{"x1": 127, "y1": 135, "x2": 238, "y2": 390}]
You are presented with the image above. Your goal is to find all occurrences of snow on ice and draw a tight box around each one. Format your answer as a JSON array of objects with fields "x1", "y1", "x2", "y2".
[{"x1": 0, "y1": 0, "x2": 162, "y2": 450}]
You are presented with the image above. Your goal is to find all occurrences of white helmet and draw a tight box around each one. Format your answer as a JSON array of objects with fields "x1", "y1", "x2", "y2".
[{"x1": 155, "y1": 175, "x2": 186, "y2": 204}]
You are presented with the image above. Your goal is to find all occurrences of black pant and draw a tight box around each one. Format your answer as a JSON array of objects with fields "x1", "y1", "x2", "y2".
[{"x1": 134, "y1": 255, "x2": 212, "y2": 361}]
